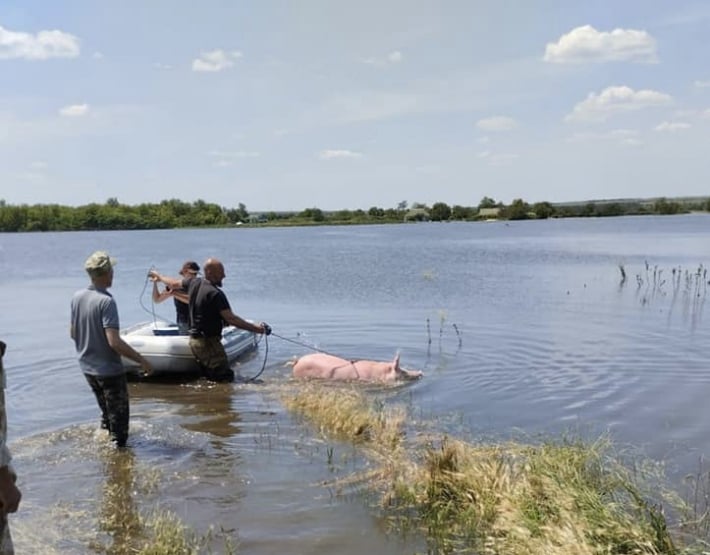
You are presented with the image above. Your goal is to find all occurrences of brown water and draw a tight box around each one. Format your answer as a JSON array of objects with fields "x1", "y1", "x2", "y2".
[{"x1": 2, "y1": 216, "x2": 710, "y2": 553}]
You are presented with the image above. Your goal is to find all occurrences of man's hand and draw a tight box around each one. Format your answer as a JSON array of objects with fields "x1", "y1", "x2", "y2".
[
  {"x1": 140, "y1": 359, "x2": 153, "y2": 377},
  {"x1": 0, "y1": 466, "x2": 20, "y2": 514},
  {"x1": 148, "y1": 270, "x2": 160, "y2": 282}
]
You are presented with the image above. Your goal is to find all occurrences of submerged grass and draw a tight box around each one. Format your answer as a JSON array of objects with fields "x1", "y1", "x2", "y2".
[
  {"x1": 282, "y1": 382, "x2": 406, "y2": 452},
  {"x1": 282, "y1": 383, "x2": 697, "y2": 555}
]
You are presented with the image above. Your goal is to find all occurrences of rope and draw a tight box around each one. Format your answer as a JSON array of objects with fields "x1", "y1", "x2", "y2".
[
  {"x1": 269, "y1": 331, "x2": 341, "y2": 357},
  {"x1": 138, "y1": 269, "x2": 159, "y2": 328},
  {"x1": 242, "y1": 330, "x2": 346, "y2": 383},
  {"x1": 243, "y1": 333, "x2": 268, "y2": 383}
]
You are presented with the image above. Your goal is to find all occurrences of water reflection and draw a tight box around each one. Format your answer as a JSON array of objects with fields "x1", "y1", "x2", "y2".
[{"x1": 130, "y1": 380, "x2": 243, "y2": 440}]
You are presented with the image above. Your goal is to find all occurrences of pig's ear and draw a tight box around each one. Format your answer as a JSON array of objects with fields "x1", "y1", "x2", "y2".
[{"x1": 393, "y1": 353, "x2": 401, "y2": 370}]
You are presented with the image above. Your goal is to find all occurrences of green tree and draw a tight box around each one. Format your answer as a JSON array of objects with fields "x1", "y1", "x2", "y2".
[
  {"x1": 299, "y1": 207, "x2": 325, "y2": 222},
  {"x1": 430, "y1": 202, "x2": 452, "y2": 221},
  {"x1": 653, "y1": 197, "x2": 682, "y2": 215},
  {"x1": 506, "y1": 198, "x2": 530, "y2": 220},
  {"x1": 478, "y1": 196, "x2": 497, "y2": 209},
  {"x1": 451, "y1": 205, "x2": 473, "y2": 220},
  {"x1": 532, "y1": 201, "x2": 554, "y2": 219}
]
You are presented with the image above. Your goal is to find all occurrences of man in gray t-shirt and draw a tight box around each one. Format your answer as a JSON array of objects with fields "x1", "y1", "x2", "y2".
[{"x1": 70, "y1": 251, "x2": 152, "y2": 447}]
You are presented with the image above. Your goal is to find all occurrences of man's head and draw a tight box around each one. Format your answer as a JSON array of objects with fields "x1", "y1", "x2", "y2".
[
  {"x1": 179, "y1": 260, "x2": 200, "y2": 277},
  {"x1": 203, "y1": 257, "x2": 226, "y2": 287},
  {"x1": 84, "y1": 250, "x2": 116, "y2": 287}
]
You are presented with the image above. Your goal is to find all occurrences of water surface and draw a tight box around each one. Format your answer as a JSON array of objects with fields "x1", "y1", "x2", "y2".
[{"x1": 1, "y1": 215, "x2": 709, "y2": 552}]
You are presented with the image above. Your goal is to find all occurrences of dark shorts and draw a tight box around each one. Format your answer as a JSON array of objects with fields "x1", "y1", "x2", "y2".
[
  {"x1": 189, "y1": 336, "x2": 235, "y2": 382},
  {"x1": 84, "y1": 373, "x2": 130, "y2": 447}
]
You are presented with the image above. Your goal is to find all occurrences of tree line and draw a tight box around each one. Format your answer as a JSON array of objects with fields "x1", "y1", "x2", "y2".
[{"x1": 0, "y1": 195, "x2": 708, "y2": 232}]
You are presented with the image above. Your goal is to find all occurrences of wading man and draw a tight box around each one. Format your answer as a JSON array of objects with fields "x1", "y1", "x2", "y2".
[
  {"x1": 0, "y1": 341, "x2": 21, "y2": 555},
  {"x1": 149, "y1": 257, "x2": 271, "y2": 382},
  {"x1": 71, "y1": 251, "x2": 152, "y2": 447}
]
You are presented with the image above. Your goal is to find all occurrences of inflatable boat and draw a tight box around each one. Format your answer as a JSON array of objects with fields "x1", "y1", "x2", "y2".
[{"x1": 121, "y1": 320, "x2": 258, "y2": 377}]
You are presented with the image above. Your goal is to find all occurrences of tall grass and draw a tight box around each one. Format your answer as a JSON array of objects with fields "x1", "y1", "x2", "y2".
[{"x1": 282, "y1": 384, "x2": 700, "y2": 555}]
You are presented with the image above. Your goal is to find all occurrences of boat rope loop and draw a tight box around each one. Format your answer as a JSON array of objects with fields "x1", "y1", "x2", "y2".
[
  {"x1": 243, "y1": 333, "x2": 268, "y2": 383},
  {"x1": 138, "y1": 266, "x2": 160, "y2": 328}
]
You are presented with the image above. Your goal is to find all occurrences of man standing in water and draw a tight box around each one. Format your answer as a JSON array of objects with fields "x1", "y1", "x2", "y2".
[
  {"x1": 151, "y1": 260, "x2": 200, "y2": 333},
  {"x1": 71, "y1": 251, "x2": 152, "y2": 447},
  {"x1": 0, "y1": 341, "x2": 21, "y2": 555},
  {"x1": 149, "y1": 257, "x2": 271, "y2": 382}
]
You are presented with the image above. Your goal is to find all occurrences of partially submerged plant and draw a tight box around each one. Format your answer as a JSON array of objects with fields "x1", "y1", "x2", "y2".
[
  {"x1": 282, "y1": 382, "x2": 406, "y2": 452},
  {"x1": 283, "y1": 385, "x2": 690, "y2": 555}
]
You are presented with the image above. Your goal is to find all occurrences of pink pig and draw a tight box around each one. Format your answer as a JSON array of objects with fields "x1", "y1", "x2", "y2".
[{"x1": 292, "y1": 352, "x2": 423, "y2": 382}]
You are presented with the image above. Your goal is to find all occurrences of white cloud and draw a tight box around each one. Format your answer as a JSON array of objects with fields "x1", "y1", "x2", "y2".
[
  {"x1": 568, "y1": 128, "x2": 643, "y2": 147},
  {"x1": 476, "y1": 115, "x2": 517, "y2": 132},
  {"x1": 695, "y1": 80, "x2": 710, "y2": 88},
  {"x1": 476, "y1": 150, "x2": 518, "y2": 165},
  {"x1": 92, "y1": 51, "x2": 103, "y2": 60},
  {"x1": 319, "y1": 91, "x2": 419, "y2": 124},
  {"x1": 488, "y1": 153, "x2": 519, "y2": 166},
  {"x1": 544, "y1": 25, "x2": 657, "y2": 64},
  {"x1": 655, "y1": 121, "x2": 692, "y2": 132},
  {"x1": 0, "y1": 24, "x2": 80, "y2": 60},
  {"x1": 361, "y1": 50, "x2": 403, "y2": 67},
  {"x1": 318, "y1": 149, "x2": 363, "y2": 160},
  {"x1": 192, "y1": 49, "x2": 242, "y2": 72},
  {"x1": 608, "y1": 129, "x2": 643, "y2": 146},
  {"x1": 153, "y1": 62, "x2": 173, "y2": 70},
  {"x1": 208, "y1": 150, "x2": 260, "y2": 159},
  {"x1": 59, "y1": 103, "x2": 90, "y2": 117},
  {"x1": 477, "y1": 136, "x2": 490, "y2": 144},
  {"x1": 704, "y1": 109, "x2": 710, "y2": 119},
  {"x1": 208, "y1": 150, "x2": 260, "y2": 167},
  {"x1": 387, "y1": 50, "x2": 402, "y2": 63},
  {"x1": 566, "y1": 86, "x2": 671, "y2": 123}
]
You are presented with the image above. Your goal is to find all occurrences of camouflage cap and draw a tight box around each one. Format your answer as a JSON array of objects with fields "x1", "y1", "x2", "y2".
[{"x1": 84, "y1": 250, "x2": 117, "y2": 276}]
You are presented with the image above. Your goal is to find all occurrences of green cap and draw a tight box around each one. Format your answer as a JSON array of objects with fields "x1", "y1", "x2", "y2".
[{"x1": 84, "y1": 250, "x2": 117, "y2": 276}]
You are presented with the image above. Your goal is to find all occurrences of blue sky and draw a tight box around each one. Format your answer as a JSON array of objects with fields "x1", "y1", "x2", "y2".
[{"x1": 1, "y1": 1, "x2": 709, "y2": 211}]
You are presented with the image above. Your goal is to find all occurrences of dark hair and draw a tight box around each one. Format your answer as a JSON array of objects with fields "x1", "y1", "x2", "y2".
[{"x1": 180, "y1": 261, "x2": 200, "y2": 274}]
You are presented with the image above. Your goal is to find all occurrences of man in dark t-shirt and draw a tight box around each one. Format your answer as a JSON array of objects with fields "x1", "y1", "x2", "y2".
[
  {"x1": 151, "y1": 260, "x2": 199, "y2": 333},
  {"x1": 149, "y1": 258, "x2": 271, "y2": 382}
]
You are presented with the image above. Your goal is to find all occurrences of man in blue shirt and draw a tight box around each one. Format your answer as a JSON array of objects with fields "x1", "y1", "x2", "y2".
[{"x1": 71, "y1": 251, "x2": 152, "y2": 447}]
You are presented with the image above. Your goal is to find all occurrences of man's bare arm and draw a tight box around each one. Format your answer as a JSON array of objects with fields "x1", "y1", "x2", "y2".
[
  {"x1": 148, "y1": 270, "x2": 183, "y2": 291},
  {"x1": 172, "y1": 291, "x2": 189, "y2": 305},
  {"x1": 219, "y1": 309, "x2": 268, "y2": 334},
  {"x1": 105, "y1": 328, "x2": 153, "y2": 375}
]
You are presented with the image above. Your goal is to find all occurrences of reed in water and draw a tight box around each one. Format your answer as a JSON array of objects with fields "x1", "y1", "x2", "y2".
[{"x1": 283, "y1": 383, "x2": 709, "y2": 555}]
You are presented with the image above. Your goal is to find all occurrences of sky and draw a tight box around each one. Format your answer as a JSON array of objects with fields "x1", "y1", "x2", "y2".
[{"x1": 1, "y1": 1, "x2": 709, "y2": 212}]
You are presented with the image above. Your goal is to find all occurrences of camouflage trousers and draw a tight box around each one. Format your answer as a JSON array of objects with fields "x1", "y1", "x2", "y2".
[
  {"x1": 189, "y1": 337, "x2": 235, "y2": 382},
  {"x1": 0, "y1": 513, "x2": 13, "y2": 555},
  {"x1": 84, "y1": 374, "x2": 130, "y2": 447}
]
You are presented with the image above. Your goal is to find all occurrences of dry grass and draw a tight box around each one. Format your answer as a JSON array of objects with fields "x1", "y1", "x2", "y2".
[
  {"x1": 282, "y1": 383, "x2": 686, "y2": 555},
  {"x1": 282, "y1": 382, "x2": 407, "y2": 452}
]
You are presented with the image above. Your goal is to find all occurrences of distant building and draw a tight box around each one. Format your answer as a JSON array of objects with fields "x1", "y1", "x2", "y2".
[
  {"x1": 404, "y1": 208, "x2": 430, "y2": 222},
  {"x1": 477, "y1": 207, "x2": 501, "y2": 219},
  {"x1": 247, "y1": 213, "x2": 268, "y2": 224}
]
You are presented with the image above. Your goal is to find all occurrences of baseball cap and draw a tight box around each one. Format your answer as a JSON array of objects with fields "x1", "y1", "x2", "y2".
[
  {"x1": 84, "y1": 251, "x2": 117, "y2": 275},
  {"x1": 180, "y1": 260, "x2": 200, "y2": 275}
]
